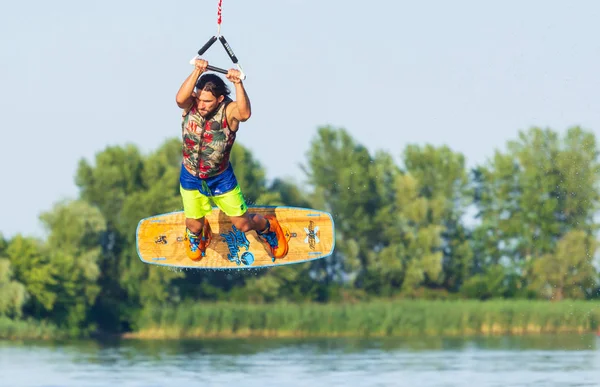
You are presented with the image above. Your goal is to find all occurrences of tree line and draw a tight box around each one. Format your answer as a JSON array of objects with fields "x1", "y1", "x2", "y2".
[{"x1": 0, "y1": 125, "x2": 598, "y2": 335}]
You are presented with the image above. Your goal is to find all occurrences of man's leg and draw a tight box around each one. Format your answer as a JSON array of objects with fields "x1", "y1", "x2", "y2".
[
  {"x1": 232, "y1": 213, "x2": 289, "y2": 259},
  {"x1": 180, "y1": 185, "x2": 213, "y2": 260},
  {"x1": 185, "y1": 217, "x2": 205, "y2": 235},
  {"x1": 212, "y1": 185, "x2": 289, "y2": 259}
]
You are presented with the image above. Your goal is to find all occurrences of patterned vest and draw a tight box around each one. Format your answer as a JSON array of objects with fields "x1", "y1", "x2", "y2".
[{"x1": 181, "y1": 98, "x2": 236, "y2": 178}]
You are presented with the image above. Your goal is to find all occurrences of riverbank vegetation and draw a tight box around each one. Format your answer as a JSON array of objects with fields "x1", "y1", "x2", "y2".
[
  {"x1": 129, "y1": 300, "x2": 600, "y2": 339},
  {"x1": 1, "y1": 125, "x2": 599, "y2": 339}
]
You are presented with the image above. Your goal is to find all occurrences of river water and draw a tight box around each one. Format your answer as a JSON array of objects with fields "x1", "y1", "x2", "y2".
[{"x1": 1, "y1": 334, "x2": 599, "y2": 386}]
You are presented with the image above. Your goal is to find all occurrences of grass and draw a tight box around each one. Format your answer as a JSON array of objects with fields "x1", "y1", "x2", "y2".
[
  {"x1": 128, "y1": 299, "x2": 600, "y2": 339},
  {"x1": 3, "y1": 300, "x2": 597, "y2": 340},
  {"x1": 0, "y1": 317, "x2": 62, "y2": 340}
]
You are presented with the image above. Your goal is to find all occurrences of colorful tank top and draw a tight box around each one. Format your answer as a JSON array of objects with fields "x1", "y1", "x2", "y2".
[{"x1": 181, "y1": 98, "x2": 236, "y2": 178}]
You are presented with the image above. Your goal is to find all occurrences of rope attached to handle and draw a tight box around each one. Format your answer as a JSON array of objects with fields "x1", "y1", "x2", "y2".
[
  {"x1": 189, "y1": 0, "x2": 246, "y2": 80},
  {"x1": 217, "y1": 0, "x2": 223, "y2": 36}
]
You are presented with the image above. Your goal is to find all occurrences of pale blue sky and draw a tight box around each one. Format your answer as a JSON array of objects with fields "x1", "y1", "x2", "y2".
[{"x1": 1, "y1": 0, "x2": 599, "y2": 238}]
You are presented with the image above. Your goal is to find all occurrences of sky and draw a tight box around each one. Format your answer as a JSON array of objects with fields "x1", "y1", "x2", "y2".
[{"x1": 1, "y1": 0, "x2": 600, "y2": 239}]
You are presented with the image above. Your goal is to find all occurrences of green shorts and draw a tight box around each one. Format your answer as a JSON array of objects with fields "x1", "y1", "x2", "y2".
[{"x1": 180, "y1": 184, "x2": 248, "y2": 219}]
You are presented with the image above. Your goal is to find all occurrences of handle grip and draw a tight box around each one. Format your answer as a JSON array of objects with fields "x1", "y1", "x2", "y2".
[
  {"x1": 188, "y1": 56, "x2": 246, "y2": 80},
  {"x1": 197, "y1": 36, "x2": 218, "y2": 56},
  {"x1": 206, "y1": 64, "x2": 246, "y2": 81},
  {"x1": 218, "y1": 36, "x2": 239, "y2": 64},
  {"x1": 188, "y1": 34, "x2": 246, "y2": 80},
  {"x1": 206, "y1": 64, "x2": 228, "y2": 75}
]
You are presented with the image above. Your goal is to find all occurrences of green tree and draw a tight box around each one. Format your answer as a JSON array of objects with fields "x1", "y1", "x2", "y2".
[
  {"x1": 75, "y1": 144, "x2": 148, "y2": 332},
  {"x1": 401, "y1": 144, "x2": 473, "y2": 292},
  {"x1": 529, "y1": 230, "x2": 598, "y2": 300},
  {"x1": 76, "y1": 144, "x2": 145, "y2": 228},
  {"x1": 118, "y1": 138, "x2": 185, "y2": 310},
  {"x1": 460, "y1": 265, "x2": 510, "y2": 300},
  {"x1": 0, "y1": 233, "x2": 6, "y2": 254},
  {"x1": 364, "y1": 173, "x2": 444, "y2": 296},
  {"x1": 5, "y1": 236, "x2": 57, "y2": 319},
  {"x1": 303, "y1": 126, "x2": 388, "y2": 288},
  {"x1": 230, "y1": 143, "x2": 274, "y2": 204},
  {"x1": 38, "y1": 200, "x2": 105, "y2": 333},
  {"x1": 268, "y1": 178, "x2": 312, "y2": 209},
  {"x1": 472, "y1": 127, "x2": 600, "y2": 297},
  {"x1": 0, "y1": 259, "x2": 27, "y2": 318}
]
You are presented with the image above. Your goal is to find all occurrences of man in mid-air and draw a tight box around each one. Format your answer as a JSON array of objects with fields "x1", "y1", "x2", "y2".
[{"x1": 175, "y1": 59, "x2": 288, "y2": 260}]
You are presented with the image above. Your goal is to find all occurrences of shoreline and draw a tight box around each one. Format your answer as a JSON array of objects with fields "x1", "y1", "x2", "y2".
[
  {"x1": 123, "y1": 326, "x2": 598, "y2": 340},
  {"x1": 3, "y1": 329, "x2": 598, "y2": 342},
  {"x1": 3, "y1": 299, "x2": 600, "y2": 341}
]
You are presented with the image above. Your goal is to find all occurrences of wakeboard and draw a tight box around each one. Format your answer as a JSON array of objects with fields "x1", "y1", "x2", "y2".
[{"x1": 136, "y1": 206, "x2": 335, "y2": 269}]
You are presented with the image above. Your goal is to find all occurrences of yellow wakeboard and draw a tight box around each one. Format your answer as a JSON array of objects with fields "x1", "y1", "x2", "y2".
[{"x1": 136, "y1": 206, "x2": 335, "y2": 269}]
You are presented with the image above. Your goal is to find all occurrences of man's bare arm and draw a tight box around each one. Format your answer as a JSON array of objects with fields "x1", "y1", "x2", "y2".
[
  {"x1": 176, "y1": 60, "x2": 208, "y2": 109},
  {"x1": 225, "y1": 69, "x2": 251, "y2": 125}
]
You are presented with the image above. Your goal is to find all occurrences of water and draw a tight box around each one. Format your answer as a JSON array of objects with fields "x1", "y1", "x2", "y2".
[{"x1": 1, "y1": 335, "x2": 600, "y2": 386}]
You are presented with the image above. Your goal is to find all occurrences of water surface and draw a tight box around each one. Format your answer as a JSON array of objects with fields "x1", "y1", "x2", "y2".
[{"x1": 1, "y1": 335, "x2": 599, "y2": 386}]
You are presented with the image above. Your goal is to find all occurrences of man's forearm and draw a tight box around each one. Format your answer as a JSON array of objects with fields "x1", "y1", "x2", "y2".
[
  {"x1": 234, "y1": 82, "x2": 251, "y2": 120},
  {"x1": 176, "y1": 68, "x2": 202, "y2": 106}
]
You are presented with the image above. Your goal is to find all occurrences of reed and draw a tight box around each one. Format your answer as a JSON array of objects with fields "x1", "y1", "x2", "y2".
[
  {"x1": 0, "y1": 317, "x2": 62, "y2": 340},
  {"x1": 129, "y1": 299, "x2": 600, "y2": 339}
]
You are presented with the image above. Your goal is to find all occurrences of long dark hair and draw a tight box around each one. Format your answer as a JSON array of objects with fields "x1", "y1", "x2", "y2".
[{"x1": 195, "y1": 74, "x2": 231, "y2": 98}]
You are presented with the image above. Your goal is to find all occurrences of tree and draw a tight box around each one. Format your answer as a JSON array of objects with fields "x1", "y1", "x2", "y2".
[
  {"x1": 401, "y1": 144, "x2": 473, "y2": 292},
  {"x1": 0, "y1": 258, "x2": 27, "y2": 318},
  {"x1": 472, "y1": 126, "x2": 600, "y2": 297},
  {"x1": 75, "y1": 143, "x2": 152, "y2": 331},
  {"x1": 37, "y1": 200, "x2": 105, "y2": 333},
  {"x1": 4, "y1": 235, "x2": 60, "y2": 319},
  {"x1": 529, "y1": 230, "x2": 598, "y2": 300},
  {"x1": 364, "y1": 173, "x2": 444, "y2": 296},
  {"x1": 76, "y1": 144, "x2": 146, "y2": 228},
  {"x1": 118, "y1": 138, "x2": 185, "y2": 309},
  {"x1": 303, "y1": 126, "x2": 389, "y2": 287},
  {"x1": 230, "y1": 143, "x2": 273, "y2": 205}
]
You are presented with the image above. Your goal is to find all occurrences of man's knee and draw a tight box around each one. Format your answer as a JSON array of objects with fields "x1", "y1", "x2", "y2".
[
  {"x1": 185, "y1": 217, "x2": 205, "y2": 234},
  {"x1": 230, "y1": 214, "x2": 253, "y2": 232}
]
